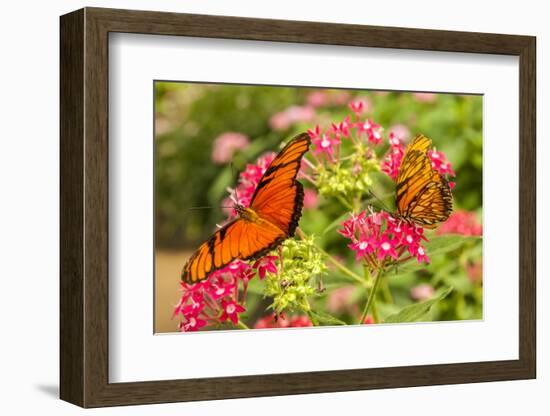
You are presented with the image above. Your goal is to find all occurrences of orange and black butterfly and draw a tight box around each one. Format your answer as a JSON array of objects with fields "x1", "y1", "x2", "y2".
[
  {"x1": 395, "y1": 134, "x2": 453, "y2": 228},
  {"x1": 181, "y1": 133, "x2": 311, "y2": 283}
]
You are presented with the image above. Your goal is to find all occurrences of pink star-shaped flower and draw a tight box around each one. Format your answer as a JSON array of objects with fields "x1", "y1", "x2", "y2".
[
  {"x1": 415, "y1": 245, "x2": 430, "y2": 264},
  {"x1": 253, "y1": 255, "x2": 278, "y2": 279},
  {"x1": 348, "y1": 235, "x2": 376, "y2": 260},
  {"x1": 312, "y1": 133, "x2": 340, "y2": 157},
  {"x1": 179, "y1": 315, "x2": 207, "y2": 332},
  {"x1": 376, "y1": 235, "x2": 399, "y2": 261},
  {"x1": 220, "y1": 300, "x2": 246, "y2": 325}
]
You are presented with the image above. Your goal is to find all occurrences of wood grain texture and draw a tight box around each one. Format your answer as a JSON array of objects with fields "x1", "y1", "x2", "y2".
[
  {"x1": 59, "y1": 8, "x2": 84, "y2": 406},
  {"x1": 59, "y1": 7, "x2": 537, "y2": 408}
]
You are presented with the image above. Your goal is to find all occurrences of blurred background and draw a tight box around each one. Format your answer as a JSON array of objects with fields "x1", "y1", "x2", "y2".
[{"x1": 154, "y1": 82, "x2": 483, "y2": 333}]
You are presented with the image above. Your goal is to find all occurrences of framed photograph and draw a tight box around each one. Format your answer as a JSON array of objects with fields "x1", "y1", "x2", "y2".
[{"x1": 60, "y1": 7, "x2": 536, "y2": 408}]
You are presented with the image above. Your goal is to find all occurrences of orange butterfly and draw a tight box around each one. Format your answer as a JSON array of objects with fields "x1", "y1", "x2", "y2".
[
  {"x1": 181, "y1": 133, "x2": 311, "y2": 283},
  {"x1": 395, "y1": 134, "x2": 453, "y2": 229}
]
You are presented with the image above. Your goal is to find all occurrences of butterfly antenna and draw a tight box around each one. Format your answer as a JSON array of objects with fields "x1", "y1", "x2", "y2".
[
  {"x1": 187, "y1": 206, "x2": 213, "y2": 211},
  {"x1": 188, "y1": 205, "x2": 234, "y2": 211}
]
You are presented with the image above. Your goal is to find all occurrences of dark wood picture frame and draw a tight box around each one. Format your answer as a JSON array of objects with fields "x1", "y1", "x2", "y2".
[{"x1": 60, "y1": 7, "x2": 536, "y2": 408}]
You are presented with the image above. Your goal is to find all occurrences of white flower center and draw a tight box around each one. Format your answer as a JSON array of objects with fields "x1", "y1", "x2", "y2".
[
  {"x1": 418, "y1": 247, "x2": 425, "y2": 255},
  {"x1": 189, "y1": 317, "x2": 196, "y2": 327},
  {"x1": 381, "y1": 242, "x2": 391, "y2": 251},
  {"x1": 215, "y1": 286, "x2": 224, "y2": 295},
  {"x1": 226, "y1": 304, "x2": 236, "y2": 314},
  {"x1": 321, "y1": 137, "x2": 331, "y2": 148},
  {"x1": 359, "y1": 241, "x2": 368, "y2": 250},
  {"x1": 406, "y1": 235, "x2": 413, "y2": 244}
]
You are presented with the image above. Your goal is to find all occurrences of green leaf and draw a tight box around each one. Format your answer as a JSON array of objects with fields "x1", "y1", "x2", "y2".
[
  {"x1": 309, "y1": 310, "x2": 347, "y2": 326},
  {"x1": 322, "y1": 212, "x2": 349, "y2": 235},
  {"x1": 395, "y1": 236, "x2": 481, "y2": 273},
  {"x1": 424, "y1": 235, "x2": 481, "y2": 257},
  {"x1": 384, "y1": 287, "x2": 453, "y2": 323}
]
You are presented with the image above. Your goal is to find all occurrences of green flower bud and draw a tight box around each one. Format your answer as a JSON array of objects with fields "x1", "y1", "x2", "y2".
[{"x1": 263, "y1": 236, "x2": 326, "y2": 314}]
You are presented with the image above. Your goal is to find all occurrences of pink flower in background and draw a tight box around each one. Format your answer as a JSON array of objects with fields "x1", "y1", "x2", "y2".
[
  {"x1": 289, "y1": 315, "x2": 313, "y2": 327},
  {"x1": 410, "y1": 283, "x2": 435, "y2": 301},
  {"x1": 466, "y1": 260, "x2": 483, "y2": 283},
  {"x1": 254, "y1": 313, "x2": 312, "y2": 329},
  {"x1": 437, "y1": 210, "x2": 482, "y2": 236},
  {"x1": 254, "y1": 313, "x2": 290, "y2": 329},
  {"x1": 303, "y1": 188, "x2": 319, "y2": 209},
  {"x1": 348, "y1": 97, "x2": 371, "y2": 116},
  {"x1": 269, "y1": 105, "x2": 315, "y2": 131},
  {"x1": 413, "y1": 92, "x2": 437, "y2": 103},
  {"x1": 306, "y1": 90, "x2": 330, "y2": 108},
  {"x1": 327, "y1": 285, "x2": 355, "y2": 314},
  {"x1": 332, "y1": 91, "x2": 351, "y2": 105},
  {"x1": 388, "y1": 124, "x2": 411, "y2": 141},
  {"x1": 211, "y1": 132, "x2": 250, "y2": 164},
  {"x1": 340, "y1": 210, "x2": 430, "y2": 267},
  {"x1": 363, "y1": 315, "x2": 375, "y2": 324}
]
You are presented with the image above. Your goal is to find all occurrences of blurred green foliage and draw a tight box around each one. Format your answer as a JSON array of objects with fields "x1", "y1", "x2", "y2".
[{"x1": 156, "y1": 82, "x2": 483, "y2": 324}]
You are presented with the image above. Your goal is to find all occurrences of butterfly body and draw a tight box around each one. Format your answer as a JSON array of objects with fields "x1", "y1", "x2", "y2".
[
  {"x1": 395, "y1": 134, "x2": 453, "y2": 229},
  {"x1": 182, "y1": 133, "x2": 310, "y2": 283}
]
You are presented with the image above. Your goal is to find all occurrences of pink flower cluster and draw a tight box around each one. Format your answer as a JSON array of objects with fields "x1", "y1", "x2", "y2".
[
  {"x1": 348, "y1": 98, "x2": 372, "y2": 116},
  {"x1": 270, "y1": 105, "x2": 316, "y2": 131},
  {"x1": 254, "y1": 313, "x2": 312, "y2": 329},
  {"x1": 224, "y1": 152, "x2": 276, "y2": 216},
  {"x1": 211, "y1": 132, "x2": 250, "y2": 164},
  {"x1": 437, "y1": 210, "x2": 482, "y2": 236},
  {"x1": 413, "y1": 92, "x2": 437, "y2": 103},
  {"x1": 307, "y1": 111, "x2": 383, "y2": 161},
  {"x1": 306, "y1": 90, "x2": 355, "y2": 108},
  {"x1": 173, "y1": 257, "x2": 278, "y2": 332},
  {"x1": 381, "y1": 132, "x2": 407, "y2": 180},
  {"x1": 381, "y1": 133, "x2": 456, "y2": 182},
  {"x1": 339, "y1": 210, "x2": 430, "y2": 266}
]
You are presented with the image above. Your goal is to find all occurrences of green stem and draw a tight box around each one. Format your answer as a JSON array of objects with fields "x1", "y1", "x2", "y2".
[
  {"x1": 237, "y1": 320, "x2": 250, "y2": 330},
  {"x1": 360, "y1": 269, "x2": 383, "y2": 324},
  {"x1": 381, "y1": 277, "x2": 394, "y2": 304},
  {"x1": 314, "y1": 244, "x2": 371, "y2": 288},
  {"x1": 371, "y1": 299, "x2": 380, "y2": 323},
  {"x1": 306, "y1": 309, "x2": 319, "y2": 326},
  {"x1": 336, "y1": 195, "x2": 354, "y2": 211}
]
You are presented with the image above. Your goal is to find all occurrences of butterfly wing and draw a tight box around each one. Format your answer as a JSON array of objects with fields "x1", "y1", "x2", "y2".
[
  {"x1": 181, "y1": 133, "x2": 310, "y2": 283},
  {"x1": 396, "y1": 134, "x2": 453, "y2": 228},
  {"x1": 249, "y1": 133, "x2": 310, "y2": 236},
  {"x1": 181, "y1": 218, "x2": 286, "y2": 282}
]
